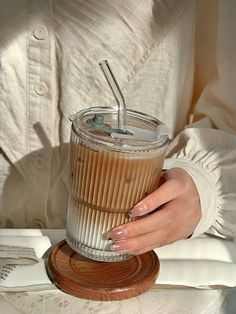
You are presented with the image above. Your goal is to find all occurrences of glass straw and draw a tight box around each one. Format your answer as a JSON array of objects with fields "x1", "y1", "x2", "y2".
[{"x1": 99, "y1": 60, "x2": 127, "y2": 132}]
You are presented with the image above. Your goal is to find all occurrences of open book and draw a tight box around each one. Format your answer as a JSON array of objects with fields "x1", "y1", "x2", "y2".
[{"x1": 0, "y1": 229, "x2": 54, "y2": 292}]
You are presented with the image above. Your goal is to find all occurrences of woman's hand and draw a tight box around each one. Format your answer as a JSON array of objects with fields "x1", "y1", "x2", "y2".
[{"x1": 105, "y1": 167, "x2": 202, "y2": 254}]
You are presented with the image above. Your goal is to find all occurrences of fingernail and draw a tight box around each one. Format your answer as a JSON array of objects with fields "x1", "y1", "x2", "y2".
[
  {"x1": 129, "y1": 204, "x2": 147, "y2": 217},
  {"x1": 105, "y1": 227, "x2": 128, "y2": 240},
  {"x1": 110, "y1": 241, "x2": 130, "y2": 252}
]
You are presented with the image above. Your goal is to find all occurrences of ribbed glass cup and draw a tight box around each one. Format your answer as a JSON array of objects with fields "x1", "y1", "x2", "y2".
[{"x1": 66, "y1": 107, "x2": 168, "y2": 262}]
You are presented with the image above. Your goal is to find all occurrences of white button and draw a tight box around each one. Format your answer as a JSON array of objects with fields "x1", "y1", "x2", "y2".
[
  {"x1": 34, "y1": 219, "x2": 45, "y2": 229},
  {"x1": 35, "y1": 156, "x2": 45, "y2": 169},
  {"x1": 33, "y1": 26, "x2": 48, "y2": 40},
  {"x1": 34, "y1": 82, "x2": 47, "y2": 96}
]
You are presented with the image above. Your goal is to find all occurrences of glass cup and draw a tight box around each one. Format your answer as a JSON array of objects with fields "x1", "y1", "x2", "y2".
[{"x1": 66, "y1": 106, "x2": 169, "y2": 262}]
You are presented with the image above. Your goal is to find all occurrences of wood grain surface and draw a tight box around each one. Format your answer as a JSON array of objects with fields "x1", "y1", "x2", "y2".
[{"x1": 47, "y1": 240, "x2": 160, "y2": 301}]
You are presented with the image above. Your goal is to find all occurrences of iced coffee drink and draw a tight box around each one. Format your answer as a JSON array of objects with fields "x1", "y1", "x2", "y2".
[{"x1": 66, "y1": 106, "x2": 169, "y2": 262}]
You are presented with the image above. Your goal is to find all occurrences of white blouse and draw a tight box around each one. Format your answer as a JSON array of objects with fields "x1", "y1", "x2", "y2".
[{"x1": 0, "y1": 0, "x2": 235, "y2": 239}]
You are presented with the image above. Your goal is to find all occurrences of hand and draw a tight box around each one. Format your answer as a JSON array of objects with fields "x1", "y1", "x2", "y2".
[{"x1": 105, "y1": 167, "x2": 201, "y2": 255}]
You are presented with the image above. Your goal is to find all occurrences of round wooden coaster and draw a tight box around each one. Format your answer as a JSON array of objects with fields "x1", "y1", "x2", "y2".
[{"x1": 47, "y1": 240, "x2": 160, "y2": 301}]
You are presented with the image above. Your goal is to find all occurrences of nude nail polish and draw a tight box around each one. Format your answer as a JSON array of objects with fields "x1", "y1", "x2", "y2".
[
  {"x1": 129, "y1": 205, "x2": 147, "y2": 217},
  {"x1": 105, "y1": 227, "x2": 127, "y2": 241},
  {"x1": 110, "y1": 241, "x2": 129, "y2": 252}
]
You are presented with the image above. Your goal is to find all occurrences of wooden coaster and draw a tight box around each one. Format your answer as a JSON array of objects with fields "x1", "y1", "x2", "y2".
[{"x1": 47, "y1": 240, "x2": 160, "y2": 301}]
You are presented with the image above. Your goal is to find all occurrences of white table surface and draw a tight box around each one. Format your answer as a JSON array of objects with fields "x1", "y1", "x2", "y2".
[{"x1": 0, "y1": 229, "x2": 236, "y2": 314}]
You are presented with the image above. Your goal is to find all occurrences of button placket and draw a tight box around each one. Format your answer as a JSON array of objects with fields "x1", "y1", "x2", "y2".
[{"x1": 27, "y1": 0, "x2": 54, "y2": 228}]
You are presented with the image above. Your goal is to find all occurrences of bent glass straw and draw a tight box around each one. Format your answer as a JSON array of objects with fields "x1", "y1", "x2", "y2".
[{"x1": 99, "y1": 60, "x2": 127, "y2": 132}]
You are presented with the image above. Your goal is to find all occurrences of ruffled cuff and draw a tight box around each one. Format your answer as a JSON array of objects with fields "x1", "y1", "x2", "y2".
[
  {"x1": 164, "y1": 134, "x2": 236, "y2": 239},
  {"x1": 164, "y1": 157, "x2": 217, "y2": 238}
]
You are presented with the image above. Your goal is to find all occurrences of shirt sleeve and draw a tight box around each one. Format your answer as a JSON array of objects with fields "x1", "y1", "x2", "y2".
[
  {"x1": 164, "y1": 128, "x2": 236, "y2": 239},
  {"x1": 164, "y1": 0, "x2": 236, "y2": 239}
]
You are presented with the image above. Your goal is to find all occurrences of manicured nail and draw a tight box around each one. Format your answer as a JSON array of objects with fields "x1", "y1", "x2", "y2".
[
  {"x1": 129, "y1": 204, "x2": 147, "y2": 217},
  {"x1": 110, "y1": 241, "x2": 130, "y2": 252},
  {"x1": 105, "y1": 227, "x2": 128, "y2": 241}
]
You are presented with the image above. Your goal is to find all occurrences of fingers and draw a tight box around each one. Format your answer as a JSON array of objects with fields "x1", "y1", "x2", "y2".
[
  {"x1": 105, "y1": 167, "x2": 201, "y2": 254},
  {"x1": 129, "y1": 169, "x2": 188, "y2": 218},
  {"x1": 106, "y1": 202, "x2": 201, "y2": 254},
  {"x1": 106, "y1": 198, "x2": 193, "y2": 241},
  {"x1": 106, "y1": 202, "x2": 174, "y2": 241},
  {"x1": 109, "y1": 216, "x2": 195, "y2": 254}
]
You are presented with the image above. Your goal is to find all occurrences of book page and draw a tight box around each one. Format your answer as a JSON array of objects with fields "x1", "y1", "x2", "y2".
[
  {"x1": 0, "y1": 229, "x2": 42, "y2": 237},
  {"x1": 0, "y1": 260, "x2": 54, "y2": 291},
  {"x1": 0, "y1": 232, "x2": 53, "y2": 290},
  {"x1": 0, "y1": 236, "x2": 51, "y2": 258},
  {"x1": 0, "y1": 245, "x2": 38, "y2": 266}
]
